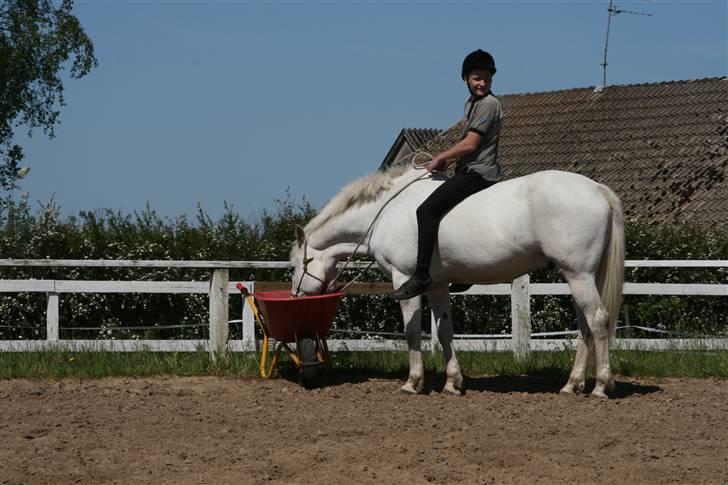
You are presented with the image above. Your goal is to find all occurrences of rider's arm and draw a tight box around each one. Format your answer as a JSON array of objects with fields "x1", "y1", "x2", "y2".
[{"x1": 427, "y1": 131, "x2": 482, "y2": 172}]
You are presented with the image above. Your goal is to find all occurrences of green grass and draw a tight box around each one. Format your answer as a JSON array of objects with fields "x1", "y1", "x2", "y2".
[
  {"x1": 332, "y1": 349, "x2": 728, "y2": 379},
  {"x1": 610, "y1": 349, "x2": 728, "y2": 378},
  {"x1": 1, "y1": 349, "x2": 727, "y2": 380},
  {"x1": 0, "y1": 350, "x2": 259, "y2": 379}
]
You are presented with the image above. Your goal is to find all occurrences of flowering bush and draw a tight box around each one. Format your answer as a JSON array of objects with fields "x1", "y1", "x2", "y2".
[{"x1": 0, "y1": 195, "x2": 726, "y2": 339}]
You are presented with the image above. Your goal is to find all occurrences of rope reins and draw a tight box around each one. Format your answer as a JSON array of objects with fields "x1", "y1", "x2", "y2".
[{"x1": 295, "y1": 151, "x2": 434, "y2": 296}]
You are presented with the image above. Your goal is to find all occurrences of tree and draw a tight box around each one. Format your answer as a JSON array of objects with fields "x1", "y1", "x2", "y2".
[{"x1": 0, "y1": 0, "x2": 96, "y2": 190}]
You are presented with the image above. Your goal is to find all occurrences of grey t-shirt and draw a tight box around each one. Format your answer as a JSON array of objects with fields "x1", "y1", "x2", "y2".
[{"x1": 456, "y1": 93, "x2": 503, "y2": 181}]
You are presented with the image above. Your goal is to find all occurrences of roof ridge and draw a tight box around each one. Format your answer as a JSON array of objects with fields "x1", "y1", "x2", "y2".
[
  {"x1": 501, "y1": 76, "x2": 727, "y2": 98},
  {"x1": 401, "y1": 127, "x2": 442, "y2": 134}
]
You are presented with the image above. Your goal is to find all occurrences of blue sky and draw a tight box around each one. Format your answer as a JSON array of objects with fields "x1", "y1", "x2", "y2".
[{"x1": 16, "y1": 0, "x2": 728, "y2": 220}]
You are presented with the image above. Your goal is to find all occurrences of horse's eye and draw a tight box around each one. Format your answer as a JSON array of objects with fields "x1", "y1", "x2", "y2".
[{"x1": 304, "y1": 257, "x2": 314, "y2": 265}]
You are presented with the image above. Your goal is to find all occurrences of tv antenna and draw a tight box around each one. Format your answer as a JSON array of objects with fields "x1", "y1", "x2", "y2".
[{"x1": 597, "y1": 0, "x2": 652, "y2": 91}]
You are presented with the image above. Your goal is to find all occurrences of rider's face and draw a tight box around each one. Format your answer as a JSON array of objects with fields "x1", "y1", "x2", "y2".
[{"x1": 466, "y1": 69, "x2": 493, "y2": 97}]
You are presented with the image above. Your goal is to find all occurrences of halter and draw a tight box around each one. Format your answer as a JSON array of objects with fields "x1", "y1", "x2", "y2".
[{"x1": 293, "y1": 233, "x2": 327, "y2": 296}]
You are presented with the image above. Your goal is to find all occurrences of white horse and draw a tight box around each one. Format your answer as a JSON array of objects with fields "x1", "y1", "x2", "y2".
[{"x1": 290, "y1": 165, "x2": 624, "y2": 398}]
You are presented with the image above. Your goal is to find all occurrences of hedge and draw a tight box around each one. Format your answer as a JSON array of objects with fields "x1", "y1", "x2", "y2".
[{"x1": 0, "y1": 195, "x2": 726, "y2": 340}]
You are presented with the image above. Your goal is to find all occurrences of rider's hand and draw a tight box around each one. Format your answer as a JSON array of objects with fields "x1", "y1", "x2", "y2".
[{"x1": 427, "y1": 156, "x2": 448, "y2": 173}]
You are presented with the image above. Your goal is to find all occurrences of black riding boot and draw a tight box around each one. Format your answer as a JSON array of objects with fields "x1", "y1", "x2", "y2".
[{"x1": 391, "y1": 273, "x2": 433, "y2": 300}]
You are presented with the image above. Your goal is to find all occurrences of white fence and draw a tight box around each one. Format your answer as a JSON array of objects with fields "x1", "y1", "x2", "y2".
[{"x1": 1, "y1": 259, "x2": 727, "y2": 355}]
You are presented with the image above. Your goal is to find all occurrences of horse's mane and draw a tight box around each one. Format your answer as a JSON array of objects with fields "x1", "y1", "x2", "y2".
[{"x1": 303, "y1": 163, "x2": 412, "y2": 237}]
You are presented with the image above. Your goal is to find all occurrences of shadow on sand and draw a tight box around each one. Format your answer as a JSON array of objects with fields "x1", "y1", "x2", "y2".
[
  {"x1": 422, "y1": 374, "x2": 661, "y2": 398},
  {"x1": 283, "y1": 368, "x2": 662, "y2": 398}
]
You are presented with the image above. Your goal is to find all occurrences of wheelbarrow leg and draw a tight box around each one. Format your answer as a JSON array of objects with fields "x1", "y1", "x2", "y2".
[
  {"x1": 260, "y1": 338, "x2": 285, "y2": 379},
  {"x1": 317, "y1": 333, "x2": 330, "y2": 365}
]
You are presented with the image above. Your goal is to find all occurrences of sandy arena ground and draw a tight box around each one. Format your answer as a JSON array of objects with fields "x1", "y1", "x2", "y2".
[{"x1": 1, "y1": 374, "x2": 727, "y2": 484}]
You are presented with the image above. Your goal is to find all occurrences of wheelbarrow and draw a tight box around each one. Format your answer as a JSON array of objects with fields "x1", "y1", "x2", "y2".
[{"x1": 237, "y1": 283, "x2": 344, "y2": 386}]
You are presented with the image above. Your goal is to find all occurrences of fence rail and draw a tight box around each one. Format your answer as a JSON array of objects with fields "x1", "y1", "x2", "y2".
[
  {"x1": 2, "y1": 258, "x2": 728, "y2": 268},
  {"x1": 1, "y1": 259, "x2": 727, "y2": 354}
]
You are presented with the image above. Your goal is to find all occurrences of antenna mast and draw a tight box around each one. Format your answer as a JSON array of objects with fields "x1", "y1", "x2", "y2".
[{"x1": 598, "y1": 0, "x2": 652, "y2": 91}]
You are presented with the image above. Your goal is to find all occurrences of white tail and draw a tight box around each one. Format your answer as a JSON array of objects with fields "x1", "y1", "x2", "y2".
[{"x1": 596, "y1": 184, "x2": 625, "y2": 339}]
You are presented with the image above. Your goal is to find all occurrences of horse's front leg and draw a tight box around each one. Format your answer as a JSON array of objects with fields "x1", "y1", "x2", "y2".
[
  {"x1": 429, "y1": 288, "x2": 463, "y2": 395},
  {"x1": 398, "y1": 294, "x2": 424, "y2": 394}
]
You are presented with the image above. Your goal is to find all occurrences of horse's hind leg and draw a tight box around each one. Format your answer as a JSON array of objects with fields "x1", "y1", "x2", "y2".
[
  {"x1": 560, "y1": 304, "x2": 594, "y2": 395},
  {"x1": 565, "y1": 273, "x2": 614, "y2": 398},
  {"x1": 428, "y1": 288, "x2": 463, "y2": 395},
  {"x1": 399, "y1": 294, "x2": 424, "y2": 394}
]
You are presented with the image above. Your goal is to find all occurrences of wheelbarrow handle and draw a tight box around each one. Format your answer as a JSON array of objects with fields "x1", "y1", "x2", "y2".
[
  {"x1": 235, "y1": 282, "x2": 276, "y2": 378},
  {"x1": 236, "y1": 282, "x2": 250, "y2": 297}
]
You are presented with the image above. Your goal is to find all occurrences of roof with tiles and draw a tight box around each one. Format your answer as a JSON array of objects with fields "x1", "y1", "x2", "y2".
[
  {"x1": 379, "y1": 128, "x2": 442, "y2": 170},
  {"x1": 402, "y1": 128, "x2": 442, "y2": 148},
  {"x1": 412, "y1": 77, "x2": 728, "y2": 226}
]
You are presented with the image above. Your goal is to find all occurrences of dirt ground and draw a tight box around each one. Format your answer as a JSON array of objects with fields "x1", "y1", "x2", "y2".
[{"x1": 1, "y1": 374, "x2": 727, "y2": 484}]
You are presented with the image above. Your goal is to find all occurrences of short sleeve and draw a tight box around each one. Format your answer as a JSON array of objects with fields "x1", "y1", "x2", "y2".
[{"x1": 466, "y1": 99, "x2": 499, "y2": 136}]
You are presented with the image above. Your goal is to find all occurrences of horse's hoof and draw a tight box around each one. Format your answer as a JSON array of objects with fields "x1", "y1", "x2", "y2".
[
  {"x1": 590, "y1": 388, "x2": 609, "y2": 399},
  {"x1": 442, "y1": 383, "x2": 462, "y2": 396},
  {"x1": 560, "y1": 380, "x2": 585, "y2": 396},
  {"x1": 400, "y1": 382, "x2": 420, "y2": 395}
]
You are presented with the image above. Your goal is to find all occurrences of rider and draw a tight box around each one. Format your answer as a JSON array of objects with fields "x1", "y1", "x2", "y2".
[{"x1": 392, "y1": 49, "x2": 503, "y2": 300}]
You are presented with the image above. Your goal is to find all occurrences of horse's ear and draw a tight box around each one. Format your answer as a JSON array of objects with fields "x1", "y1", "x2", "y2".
[{"x1": 294, "y1": 225, "x2": 305, "y2": 247}]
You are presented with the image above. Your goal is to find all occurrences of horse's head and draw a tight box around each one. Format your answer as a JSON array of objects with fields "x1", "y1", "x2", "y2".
[{"x1": 290, "y1": 225, "x2": 338, "y2": 296}]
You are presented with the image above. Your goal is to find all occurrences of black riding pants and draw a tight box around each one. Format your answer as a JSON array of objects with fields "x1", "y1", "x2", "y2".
[{"x1": 414, "y1": 170, "x2": 496, "y2": 277}]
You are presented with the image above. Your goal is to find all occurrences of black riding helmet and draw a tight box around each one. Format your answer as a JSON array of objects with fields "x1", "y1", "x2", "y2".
[{"x1": 461, "y1": 49, "x2": 497, "y2": 79}]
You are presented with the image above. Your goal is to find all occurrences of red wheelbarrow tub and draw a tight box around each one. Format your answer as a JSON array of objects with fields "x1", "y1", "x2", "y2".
[{"x1": 253, "y1": 290, "x2": 345, "y2": 343}]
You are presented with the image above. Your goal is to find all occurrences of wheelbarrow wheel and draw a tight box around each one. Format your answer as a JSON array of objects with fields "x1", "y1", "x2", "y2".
[{"x1": 298, "y1": 338, "x2": 318, "y2": 386}]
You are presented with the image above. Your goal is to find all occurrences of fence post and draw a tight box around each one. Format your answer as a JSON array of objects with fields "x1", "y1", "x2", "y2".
[
  {"x1": 241, "y1": 281, "x2": 256, "y2": 351},
  {"x1": 510, "y1": 274, "x2": 531, "y2": 361},
  {"x1": 623, "y1": 304, "x2": 632, "y2": 338},
  {"x1": 209, "y1": 269, "x2": 229, "y2": 361},
  {"x1": 46, "y1": 292, "x2": 59, "y2": 342}
]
